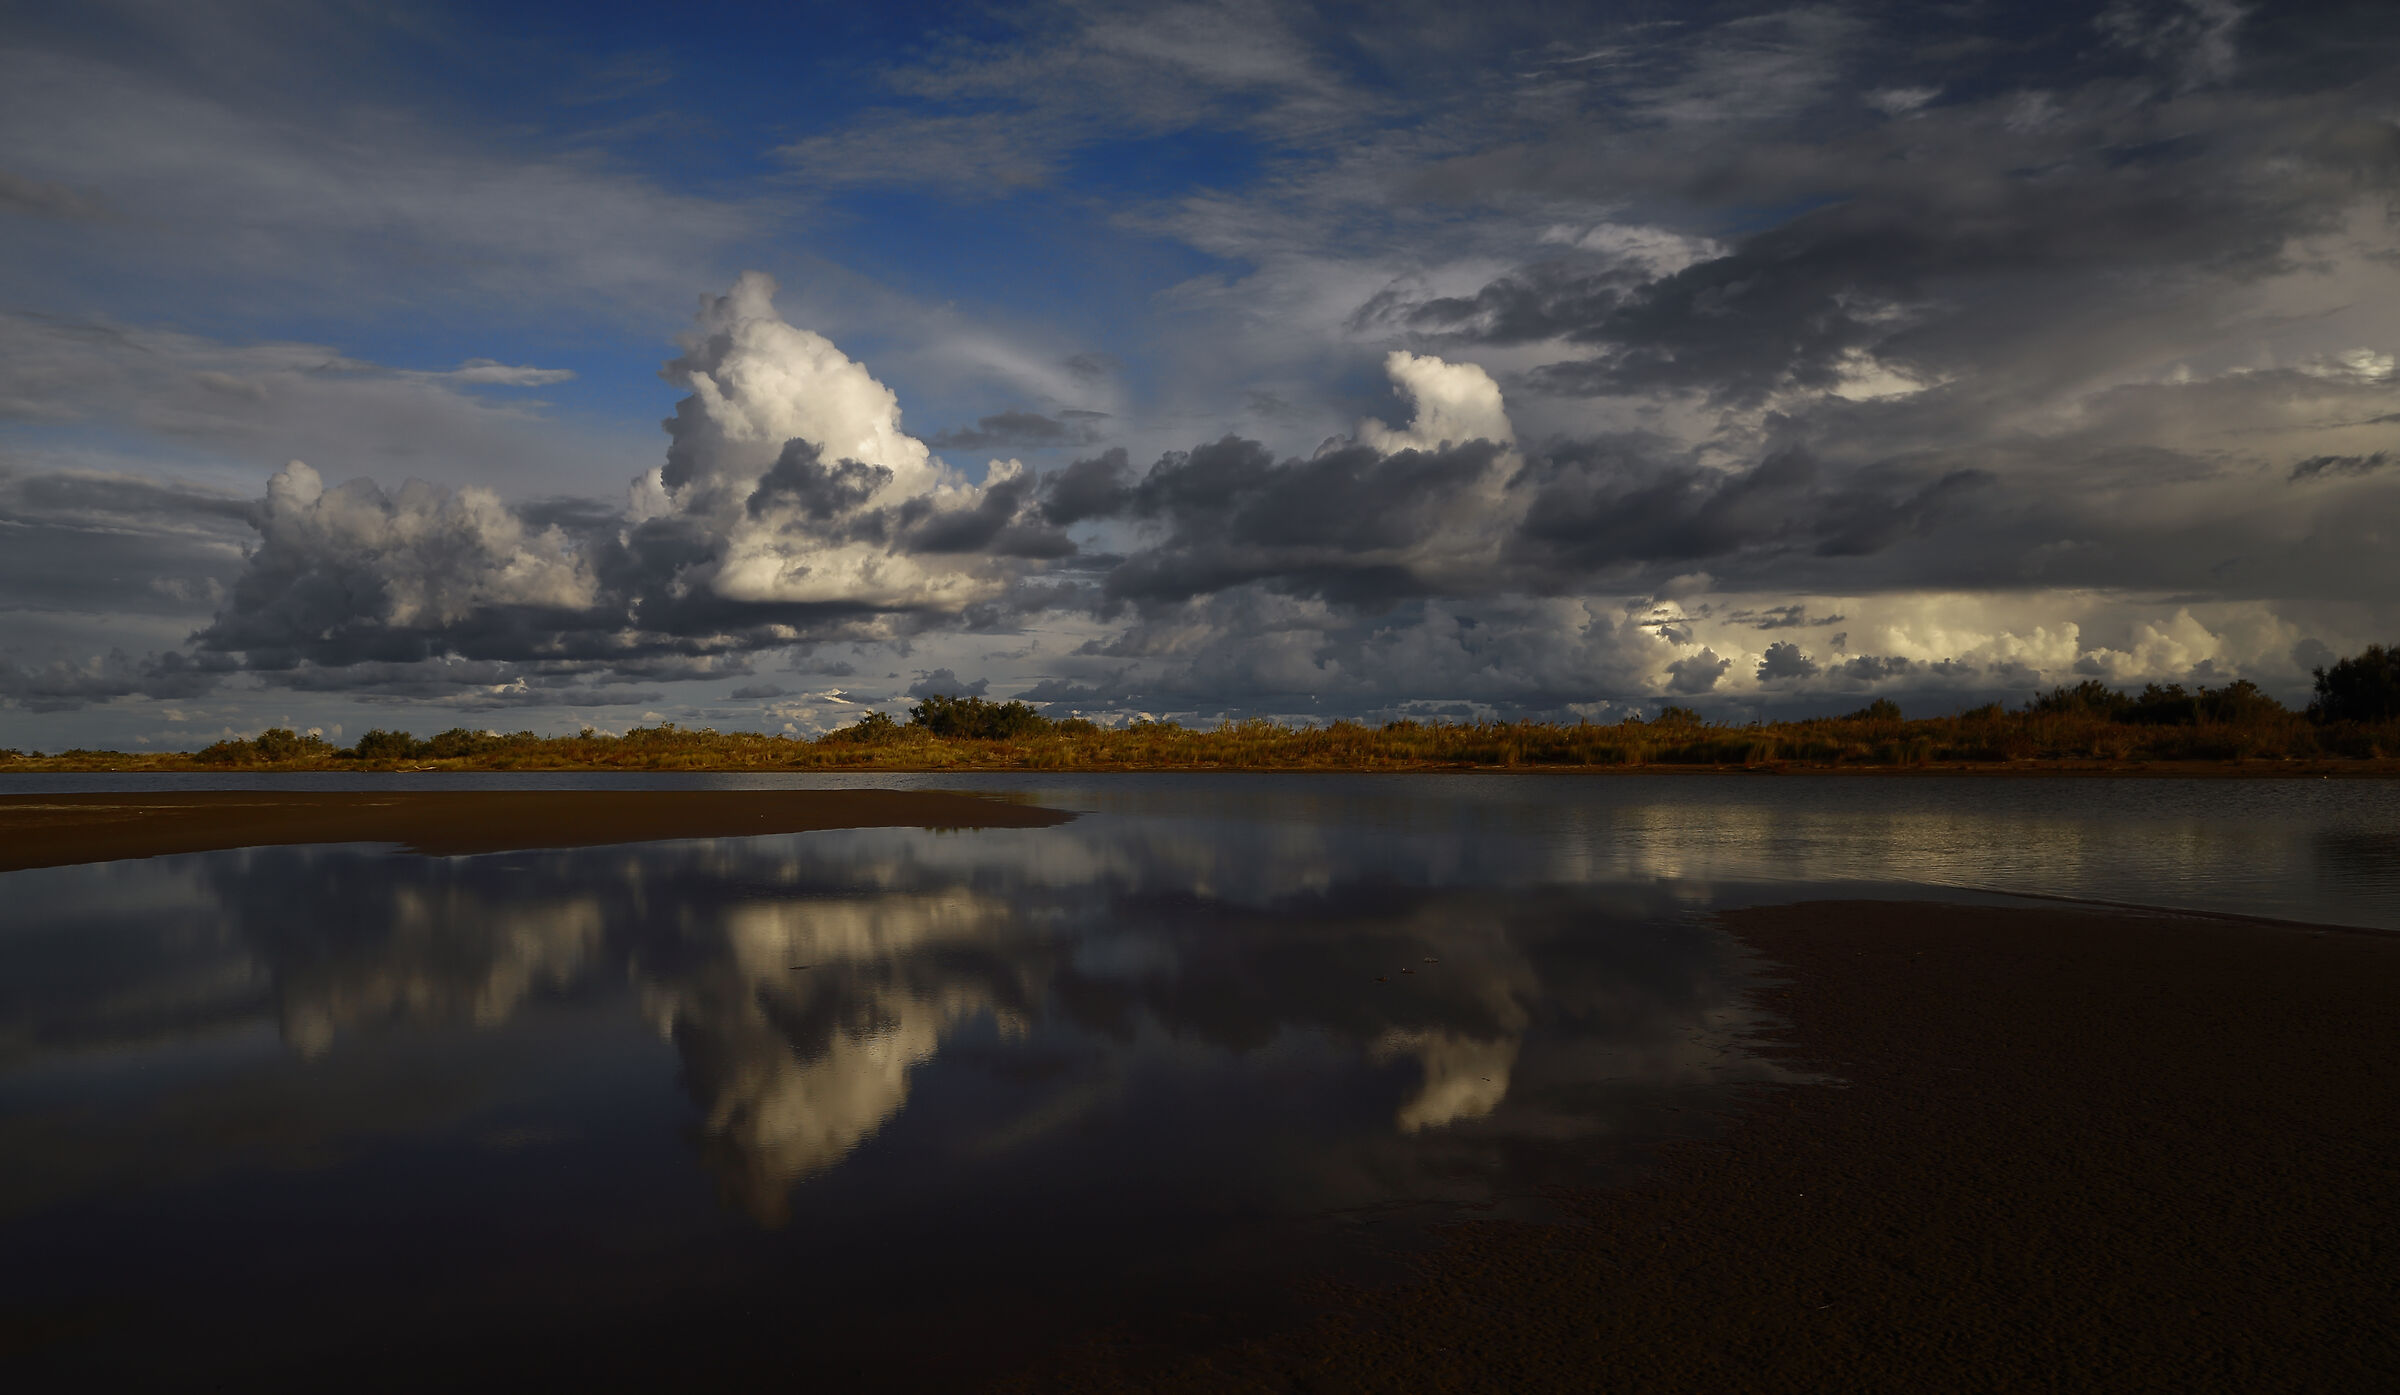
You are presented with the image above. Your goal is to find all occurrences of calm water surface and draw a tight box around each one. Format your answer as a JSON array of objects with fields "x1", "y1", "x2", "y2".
[{"x1": 2, "y1": 773, "x2": 2393, "y2": 1385}]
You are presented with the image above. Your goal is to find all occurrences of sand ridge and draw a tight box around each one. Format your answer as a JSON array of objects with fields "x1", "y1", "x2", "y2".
[{"x1": 0, "y1": 789, "x2": 1075, "y2": 872}]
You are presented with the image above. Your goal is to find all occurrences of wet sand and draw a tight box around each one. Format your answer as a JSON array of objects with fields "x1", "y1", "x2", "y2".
[
  {"x1": 0, "y1": 789, "x2": 1073, "y2": 872},
  {"x1": 1016, "y1": 900, "x2": 2400, "y2": 1392}
]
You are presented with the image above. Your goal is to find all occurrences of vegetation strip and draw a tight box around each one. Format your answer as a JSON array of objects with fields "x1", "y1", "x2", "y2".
[{"x1": 5, "y1": 648, "x2": 2394, "y2": 773}]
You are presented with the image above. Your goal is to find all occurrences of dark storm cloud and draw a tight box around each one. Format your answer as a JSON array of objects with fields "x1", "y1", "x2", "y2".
[
  {"x1": 174, "y1": 462, "x2": 891, "y2": 698},
  {"x1": 0, "y1": 648, "x2": 222, "y2": 712},
  {"x1": 0, "y1": 465, "x2": 254, "y2": 631},
  {"x1": 1838, "y1": 655, "x2": 1916, "y2": 683},
  {"x1": 1664, "y1": 648, "x2": 1730, "y2": 695},
  {"x1": 901, "y1": 469, "x2": 1076, "y2": 558},
  {"x1": 2289, "y1": 451, "x2": 2391, "y2": 481},
  {"x1": 746, "y1": 440, "x2": 893, "y2": 523},
  {"x1": 905, "y1": 668, "x2": 986, "y2": 699},
  {"x1": 1755, "y1": 641, "x2": 1820, "y2": 683},
  {"x1": 928, "y1": 409, "x2": 1108, "y2": 451},
  {"x1": 1036, "y1": 448, "x2": 1135, "y2": 525},
  {"x1": 1505, "y1": 444, "x2": 1991, "y2": 580},
  {"x1": 1387, "y1": 6, "x2": 2400, "y2": 409},
  {"x1": 1094, "y1": 435, "x2": 1508, "y2": 606},
  {"x1": 1731, "y1": 604, "x2": 1846, "y2": 630}
]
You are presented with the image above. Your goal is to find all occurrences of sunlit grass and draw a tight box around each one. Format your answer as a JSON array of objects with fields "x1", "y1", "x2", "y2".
[{"x1": 6, "y1": 695, "x2": 2395, "y2": 773}]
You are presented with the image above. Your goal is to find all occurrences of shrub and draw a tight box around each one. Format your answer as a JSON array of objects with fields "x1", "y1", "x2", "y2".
[
  {"x1": 351, "y1": 729, "x2": 423, "y2": 760},
  {"x1": 2030, "y1": 680, "x2": 2130, "y2": 719},
  {"x1": 821, "y1": 710, "x2": 906, "y2": 744},
  {"x1": 2310, "y1": 643, "x2": 2400, "y2": 724},
  {"x1": 2194, "y1": 679, "x2": 2285, "y2": 725},
  {"x1": 2124, "y1": 683, "x2": 2201, "y2": 726},
  {"x1": 1850, "y1": 698, "x2": 1904, "y2": 722},
  {"x1": 424, "y1": 728, "x2": 501, "y2": 759},
  {"x1": 908, "y1": 694, "x2": 1052, "y2": 740}
]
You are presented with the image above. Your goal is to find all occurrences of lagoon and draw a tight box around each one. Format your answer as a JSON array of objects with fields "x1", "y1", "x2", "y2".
[{"x1": 2, "y1": 773, "x2": 2393, "y2": 1385}]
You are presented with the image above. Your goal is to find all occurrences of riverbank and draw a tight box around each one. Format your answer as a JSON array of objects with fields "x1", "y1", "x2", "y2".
[
  {"x1": 0, "y1": 789, "x2": 1073, "y2": 872},
  {"x1": 6, "y1": 756, "x2": 2398, "y2": 777},
  {"x1": 1014, "y1": 900, "x2": 2400, "y2": 1392}
]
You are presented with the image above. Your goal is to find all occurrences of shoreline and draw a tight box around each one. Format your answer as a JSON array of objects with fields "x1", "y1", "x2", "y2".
[
  {"x1": 4, "y1": 758, "x2": 2397, "y2": 779},
  {"x1": 1012, "y1": 899, "x2": 2400, "y2": 1391},
  {"x1": 0, "y1": 789, "x2": 1075, "y2": 873}
]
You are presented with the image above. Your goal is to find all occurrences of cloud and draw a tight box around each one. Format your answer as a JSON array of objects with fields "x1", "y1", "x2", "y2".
[
  {"x1": 0, "y1": 35, "x2": 760, "y2": 317},
  {"x1": 168, "y1": 275, "x2": 1076, "y2": 699},
  {"x1": 0, "y1": 648, "x2": 222, "y2": 712},
  {"x1": 1755, "y1": 641, "x2": 1821, "y2": 683},
  {"x1": 1037, "y1": 448, "x2": 1136, "y2": 526},
  {"x1": 1664, "y1": 648, "x2": 1730, "y2": 695},
  {"x1": 905, "y1": 668, "x2": 987, "y2": 699},
  {"x1": 0, "y1": 310, "x2": 621, "y2": 497},
  {"x1": 773, "y1": 0, "x2": 1378, "y2": 196},
  {"x1": 927, "y1": 409, "x2": 1108, "y2": 451},
  {"x1": 13, "y1": 0, "x2": 2400, "y2": 733},
  {"x1": 2290, "y1": 451, "x2": 2391, "y2": 481},
  {"x1": 1866, "y1": 87, "x2": 1941, "y2": 117},
  {"x1": 0, "y1": 168, "x2": 109, "y2": 220},
  {"x1": 1732, "y1": 604, "x2": 1846, "y2": 630}
]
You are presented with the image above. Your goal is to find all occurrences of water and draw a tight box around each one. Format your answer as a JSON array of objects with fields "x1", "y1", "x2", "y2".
[{"x1": 2, "y1": 773, "x2": 2393, "y2": 1386}]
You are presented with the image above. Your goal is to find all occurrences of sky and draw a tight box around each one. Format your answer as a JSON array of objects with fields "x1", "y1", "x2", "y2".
[{"x1": 2, "y1": 0, "x2": 2396, "y2": 748}]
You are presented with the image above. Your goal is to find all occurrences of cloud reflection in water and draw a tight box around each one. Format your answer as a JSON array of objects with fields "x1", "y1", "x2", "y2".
[{"x1": 0, "y1": 814, "x2": 1769, "y2": 1230}]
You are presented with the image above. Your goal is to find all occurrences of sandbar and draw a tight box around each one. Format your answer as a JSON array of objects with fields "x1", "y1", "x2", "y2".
[{"x1": 0, "y1": 789, "x2": 1073, "y2": 873}]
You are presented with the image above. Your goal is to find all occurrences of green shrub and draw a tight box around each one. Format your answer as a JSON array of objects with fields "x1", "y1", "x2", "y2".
[
  {"x1": 350, "y1": 729, "x2": 423, "y2": 760},
  {"x1": 909, "y1": 693, "x2": 1052, "y2": 739},
  {"x1": 821, "y1": 710, "x2": 906, "y2": 744},
  {"x1": 424, "y1": 728, "x2": 501, "y2": 759}
]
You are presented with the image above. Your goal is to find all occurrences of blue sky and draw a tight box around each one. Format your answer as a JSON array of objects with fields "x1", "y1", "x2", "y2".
[{"x1": 3, "y1": 0, "x2": 2397, "y2": 747}]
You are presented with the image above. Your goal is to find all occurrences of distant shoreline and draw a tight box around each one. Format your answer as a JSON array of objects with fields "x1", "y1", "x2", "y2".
[
  {"x1": 0, "y1": 789, "x2": 1074, "y2": 874},
  {"x1": 3, "y1": 757, "x2": 2396, "y2": 777}
]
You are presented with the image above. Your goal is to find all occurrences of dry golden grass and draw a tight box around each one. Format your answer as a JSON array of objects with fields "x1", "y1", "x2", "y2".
[{"x1": 6, "y1": 705, "x2": 2396, "y2": 774}]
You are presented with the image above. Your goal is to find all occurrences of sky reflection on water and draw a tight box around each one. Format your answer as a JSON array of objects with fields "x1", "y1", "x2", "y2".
[{"x1": 0, "y1": 774, "x2": 2392, "y2": 1383}]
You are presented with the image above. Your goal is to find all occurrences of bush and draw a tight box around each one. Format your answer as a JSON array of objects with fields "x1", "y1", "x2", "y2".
[
  {"x1": 423, "y1": 728, "x2": 503, "y2": 759},
  {"x1": 820, "y1": 710, "x2": 906, "y2": 744},
  {"x1": 2195, "y1": 679, "x2": 2285, "y2": 725},
  {"x1": 192, "y1": 728, "x2": 336, "y2": 765},
  {"x1": 908, "y1": 693, "x2": 1052, "y2": 740},
  {"x1": 1850, "y1": 698, "x2": 1904, "y2": 722},
  {"x1": 351, "y1": 729, "x2": 422, "y2": 760},
  {"x1": 2310, "y1": 643, "x2": 2400, "y2": 724},
  {"x1": 1054, "y1": 717, "x2": 1099, "y2": 735},
  {"x1": 2031, "y1": 680, "x2": 2131, "y2": 718},
  {"x1": 2124, "y1": 683, "x2": 2201, "y2": 726}
]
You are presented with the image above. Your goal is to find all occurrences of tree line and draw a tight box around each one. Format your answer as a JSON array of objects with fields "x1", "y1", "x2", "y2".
[{"x1": 5, "y1": 643, "x2": 2395, "y2": 771}]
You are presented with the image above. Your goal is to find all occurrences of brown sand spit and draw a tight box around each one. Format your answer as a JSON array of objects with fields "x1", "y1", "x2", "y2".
[
  {"x1": 0, "y1": 789, "x2": 1074, "y2": 873},
  {"x1": 1009, "y1": 901, "x2": 2400, "y2": 1393}
]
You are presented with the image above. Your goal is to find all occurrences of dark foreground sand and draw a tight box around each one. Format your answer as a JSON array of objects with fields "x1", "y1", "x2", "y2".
[
  {"x1": 0, "y1": 789, "x2": 1073, "y2": 871},
  {"x1": 1011, "y1": 901, "x2": 2400, "y2": 1393}
]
